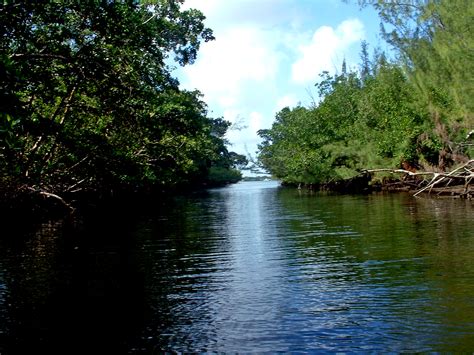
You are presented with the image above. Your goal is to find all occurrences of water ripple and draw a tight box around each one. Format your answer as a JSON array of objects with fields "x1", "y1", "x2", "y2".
[{"x1": 130, "y1": 181, "x2": 474, "y2": 352}]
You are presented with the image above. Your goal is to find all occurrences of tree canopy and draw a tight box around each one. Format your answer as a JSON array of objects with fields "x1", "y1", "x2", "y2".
[
  {"x1": 258, "y1": 0, "x2": 473, "y2": 186},
  {"x1": 0, "y1": 0, "x2": 245, "y2": 199}
]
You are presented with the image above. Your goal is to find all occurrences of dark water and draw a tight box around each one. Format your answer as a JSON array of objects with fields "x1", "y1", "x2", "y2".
[{"x1": 0, "y1": 181, "x2": 473, "y2": 353}]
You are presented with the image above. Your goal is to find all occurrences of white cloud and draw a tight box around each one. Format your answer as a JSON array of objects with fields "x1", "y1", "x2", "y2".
[
  {"x1": 178, "y1": 22, "x2": 284, "y2": 156},
  {"x1": 249, "y1": 111, "x2": 263, "y2": 134},
  {"x1": 276, "y1": 94, "x2": 298, "y2": 111},
  {"x1": 181, "y1": 25, "x2": 281, "y2": 111},
  {"x1": 182, "y1": 0, "x2": 220, "y2": 17},
  {"x1": 183, "y1": 0, "x2": 303, "y2": 29},
  {"x1": 291, "y1": 19, "x2": 365, "y2": 84},
  {"x1": 176, "y1": 1, "x2": 373, "y2": 156},
  {"x1": 226, "y1": 111, "x2": 264, "y2": 156}
]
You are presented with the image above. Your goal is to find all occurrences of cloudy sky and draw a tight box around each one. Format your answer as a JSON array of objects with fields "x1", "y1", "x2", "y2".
[{"x1": 174, "y1": 0, "x2": 385, "y2": 159}]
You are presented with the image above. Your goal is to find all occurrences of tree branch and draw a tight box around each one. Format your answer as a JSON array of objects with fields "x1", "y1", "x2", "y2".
[
  {"x1": 26, "y1": 187, "x2": 75, "y2": 211},
  {"x1": 366, "y1": 160, "x2": 474, "y2": 197}
]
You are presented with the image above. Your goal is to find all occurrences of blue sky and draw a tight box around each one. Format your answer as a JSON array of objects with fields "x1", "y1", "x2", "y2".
[{"x1": 174, "y1": 0, "x2": 386, "y2": 159}]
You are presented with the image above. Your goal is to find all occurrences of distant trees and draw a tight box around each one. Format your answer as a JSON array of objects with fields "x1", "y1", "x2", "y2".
[
  {"x1": 258, "y1": 0, "x2": 473, "y2": 186},
  {"x1": 0, "y1": 0, "x2": 243, "y2": 198}
]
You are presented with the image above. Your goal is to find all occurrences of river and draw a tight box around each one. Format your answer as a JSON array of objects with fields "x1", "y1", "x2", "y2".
[{"x1": 0, "y1": 181, "x2": 473, "y2": 353}]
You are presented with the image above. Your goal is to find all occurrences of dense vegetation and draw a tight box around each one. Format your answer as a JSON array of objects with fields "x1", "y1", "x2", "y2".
[
  {"x1": 258, "y1": 0, "x2": 473, "y2": 186},
  {"x1": 0, "y1": 0, "x2": 246, "y2": 205}
]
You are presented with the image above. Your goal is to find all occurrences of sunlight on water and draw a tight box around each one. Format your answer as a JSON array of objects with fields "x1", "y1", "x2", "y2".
[
  {"x1": 130, "y1": 181, "x2": 474, "y2": 352},
  {"x1": 0, "y1": 181, "x2": 473, "y2": 353}
]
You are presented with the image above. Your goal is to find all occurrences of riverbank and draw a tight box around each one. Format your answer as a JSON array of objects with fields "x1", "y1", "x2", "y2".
[
  {"x1": 2, "y1": 161, "x2": 472, "y2": 224},
  {"x1": 287, "y1": 160, "x2": 474, "y2": 199},
  {"x1": 0, "y1": 177, "x2": 242, "y2": 222},
  {"x1": 294, "y1": 178, "x2": 473, "y2": 199}
]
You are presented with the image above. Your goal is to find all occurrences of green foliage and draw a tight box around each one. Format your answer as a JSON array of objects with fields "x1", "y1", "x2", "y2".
[
  {"x1": 259, "y1": 51, "x2": 427, "y2": 184},
  {"x1": 0, "y1": 0, "x2": 241, "y2": 194},
  {"x1": 206, "y1": 167, "x2": 242, "y2": 186},
  {"x1": 359, "y1": 0, "x2": 474, "y2": 166},
  {"x1": 259, "y1": 0, "x2": 473, "y2": 185}
]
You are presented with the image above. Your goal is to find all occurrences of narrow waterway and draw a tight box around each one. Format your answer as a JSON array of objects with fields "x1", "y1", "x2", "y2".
[{"x1": 0, "y1": 181, "x2": 473, "y2": 353}]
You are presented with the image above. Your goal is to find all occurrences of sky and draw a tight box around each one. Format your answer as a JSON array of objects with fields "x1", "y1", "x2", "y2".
[{"x1": 174, "y1": 0, "x2": 386, "y2": 160}]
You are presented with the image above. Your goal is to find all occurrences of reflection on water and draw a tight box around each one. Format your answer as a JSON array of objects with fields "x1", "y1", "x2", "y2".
[{"x1": 0, "y1": 181, "x2": 473, "y2": 353}]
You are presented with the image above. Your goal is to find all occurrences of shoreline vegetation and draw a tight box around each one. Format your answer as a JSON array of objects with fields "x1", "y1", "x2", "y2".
[
  {"x1": 290, "y1": 159, "x2": 474, "y2": 199},
  {"x1": 0, "y1": 1, "x2": 247, "y2": 216},
  {"x1": 257, "y1": 1, "x2": 473, "y2": 198},
  {"x1": 1, "y1": 1, "x2": 473, "y2": 218}
]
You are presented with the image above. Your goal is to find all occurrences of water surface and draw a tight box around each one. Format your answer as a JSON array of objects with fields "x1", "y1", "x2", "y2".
[{"x1": 1, "y1": 181, "x2": 473, "y2": 353}]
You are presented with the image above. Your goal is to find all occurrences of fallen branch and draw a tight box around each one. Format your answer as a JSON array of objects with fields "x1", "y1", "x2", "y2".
[
  {"x1": 364, "y1": 168, "x2": 434, "y2": 177},
  {"x1": 365, "y1": 159, "x2": 474, "y2": 197},
  {"x1": 414, "y1": 160, "x2": 473, "y2": 197},
  {"x1": 26, "y1": 187, "x2": 75, "y2": 212},
  {"x1": 38, "y1": 191, "x2": 75, "y2": 211}
]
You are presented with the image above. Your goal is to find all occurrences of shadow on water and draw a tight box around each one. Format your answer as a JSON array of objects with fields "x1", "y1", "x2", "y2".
[
  {"x1": 0, "y1": 202, "x2": 152, "y2": 354},
  {"x1": 0, "y1": 182, "x2": 473, "y2": 353}
]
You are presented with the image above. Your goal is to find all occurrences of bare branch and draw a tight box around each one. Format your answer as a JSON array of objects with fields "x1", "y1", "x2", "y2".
[
  {"x1": 26, "y1": 187, "x2": 74, "y2": 211},
  {"x1": 366, "y1": 160, "x2": 474, "y2": 197}
]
